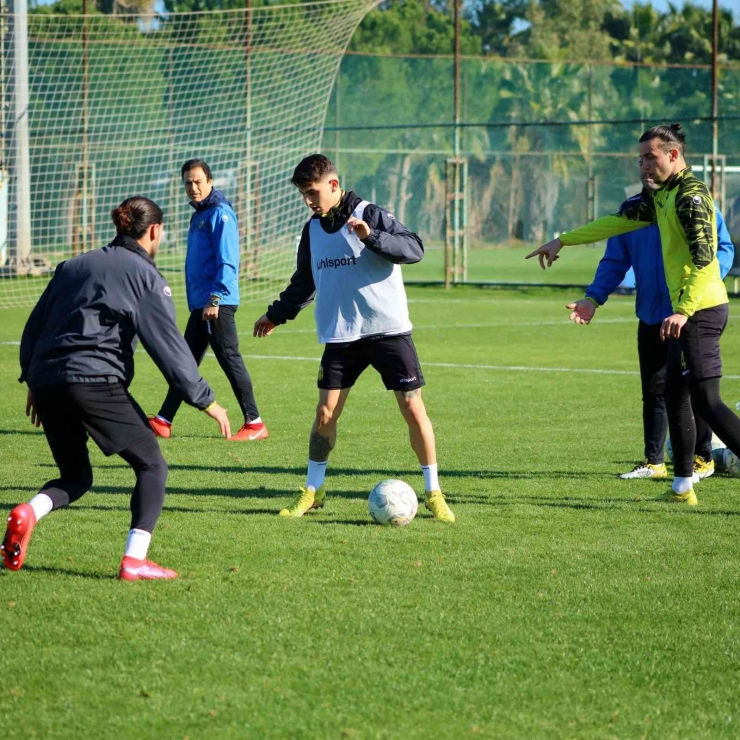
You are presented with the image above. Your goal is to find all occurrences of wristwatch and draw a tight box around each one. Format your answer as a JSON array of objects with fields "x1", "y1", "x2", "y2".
[{"x1": 208, "y1": 295, "x2": 221, "y2": 308}]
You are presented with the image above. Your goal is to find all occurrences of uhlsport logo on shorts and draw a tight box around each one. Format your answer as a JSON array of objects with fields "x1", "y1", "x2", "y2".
[
  {"x1": 163, "y1": 286, "x2": 172, "y2": 297},
  {"x1": 316, "y1": 256, "x2": 358, "y2": 271}
]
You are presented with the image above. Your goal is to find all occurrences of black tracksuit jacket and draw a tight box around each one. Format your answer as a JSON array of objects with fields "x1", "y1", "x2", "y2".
[{"x1": 19, "y1": 234, "x2": 214, "y2": 409}]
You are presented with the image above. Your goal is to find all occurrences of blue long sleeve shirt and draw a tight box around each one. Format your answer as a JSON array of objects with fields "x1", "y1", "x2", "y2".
[
  {"x1": 585, "y1": 201, "x2": 734, "y2": 326},
  {"x1": 185, "y1": 189, "x2": 240, "y2": 311}
]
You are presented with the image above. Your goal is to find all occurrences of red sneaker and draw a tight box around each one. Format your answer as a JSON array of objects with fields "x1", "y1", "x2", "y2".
[
  {"x1": 1, "y1": 503, "x2": 37, "y2": 571},
  {"x1": 119, "y1": 556, "x2": 178, "y2": 581},
  {"x1": 148, "y1": 416, "x2": 172, "y2": 439},
  {"x1": 227, "y1": 421, "x2": 269, "y2": 441}
]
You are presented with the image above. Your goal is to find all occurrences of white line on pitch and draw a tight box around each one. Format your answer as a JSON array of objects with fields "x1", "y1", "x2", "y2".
[
  {"x1": 236, "y1": 354, "x2": 740, "y2": 381},
  {"x1": 237, "y1": 317, "x2": 639, "y2": 336}
]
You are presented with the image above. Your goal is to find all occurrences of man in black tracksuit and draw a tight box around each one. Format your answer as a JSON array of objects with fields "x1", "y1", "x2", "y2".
[{"x1": 3, "y1": 197, "x2": 230, "y2": 581}]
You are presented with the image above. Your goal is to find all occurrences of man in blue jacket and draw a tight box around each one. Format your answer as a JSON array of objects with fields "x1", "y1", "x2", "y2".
[
  {"x1": 149, "y1": 159, "x2": 268, "y2": 441},
  {"x1": 566, "y1": 194, "x2": 734, "y2": 480}
]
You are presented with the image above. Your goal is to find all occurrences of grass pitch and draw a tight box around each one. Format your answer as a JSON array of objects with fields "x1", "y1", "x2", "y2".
[{"x1": 2, "y1": 285, "x2": 740, "y2": 738}]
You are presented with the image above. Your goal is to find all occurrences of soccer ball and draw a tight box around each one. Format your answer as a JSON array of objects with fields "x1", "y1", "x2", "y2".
[
  {"x1": 666, "y1": 433, "x2": 727, "y2": 470},
  {"x1": 723, "y1": 449, "x2": 740, "y2": 478},
  {"x1": 368, "y1": 479, "x2": 418, "y2": 526},
  {"x1": 711, "y1": 434, "x2": 727, "y2": 472}
]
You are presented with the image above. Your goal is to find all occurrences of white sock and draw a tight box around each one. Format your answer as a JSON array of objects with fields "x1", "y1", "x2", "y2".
[
  {"x1": 673, "y1": 476, "x2": 693, "y2": 494},
  {"x1": 306, "y1": 460, "x2": 328, "y2": 492},
  {"x1": 249, "y1": 416, "x2": 262, "y2": 425},
  {"x1": 29, "y1": 493, "x2": 53, "y2": 521},
  {"x1": 421, "y1": 464, "x2": 440, "y2": 492},
  {"x1": 155, "y1": 415, "x2": 171, "y2": 425},
  {"x1": 124, "y1": 529, "x2": 152, "y2": 561}
]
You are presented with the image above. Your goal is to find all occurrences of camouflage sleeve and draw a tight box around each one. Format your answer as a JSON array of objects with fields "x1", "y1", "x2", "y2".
[
  {"x1": 619, "y1": 193, "x2": 656, "y2": 223},
  {"x1": 675, "y1": 183, "x2": 715, "y2": 269},
  {"x1": 674, "y1": 182, "x2": 718, "y2": 316}
]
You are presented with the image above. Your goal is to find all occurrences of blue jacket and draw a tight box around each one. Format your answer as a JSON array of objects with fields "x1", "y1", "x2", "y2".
[
  {"x1": 185, "y1": 189, "x2": 240, "y2": 311},
  {"x1": 585, "y1": 198, "x2": 734, "y2": 326}
]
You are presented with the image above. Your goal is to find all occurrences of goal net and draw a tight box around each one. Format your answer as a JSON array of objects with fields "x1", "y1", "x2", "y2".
[{"x1": 0, "y1": 0, "x2": 376, "y2": 308}]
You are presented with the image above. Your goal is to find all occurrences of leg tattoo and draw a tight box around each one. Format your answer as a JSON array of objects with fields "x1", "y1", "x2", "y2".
[
  {"x1": 402, "y1": 389, "x2": 420, "y2": 399},
  {"x1": 309, "y1": 431, "x2": 333, "y2": 462}
]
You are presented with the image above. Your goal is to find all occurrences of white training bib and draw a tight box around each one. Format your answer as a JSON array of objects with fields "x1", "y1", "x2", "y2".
[{"x1": 309, "y1": 201, "x2": 412, "y2": 343}]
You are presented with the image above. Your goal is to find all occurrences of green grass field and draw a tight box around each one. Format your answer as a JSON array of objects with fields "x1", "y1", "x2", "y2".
[{"x1": 2, "y1": 285, "x2": 740, "y2": 738}]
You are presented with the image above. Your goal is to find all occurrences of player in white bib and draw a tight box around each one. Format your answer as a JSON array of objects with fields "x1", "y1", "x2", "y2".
[{"x1": 253, "y1": 155, "x2": 455, "y2": 522}]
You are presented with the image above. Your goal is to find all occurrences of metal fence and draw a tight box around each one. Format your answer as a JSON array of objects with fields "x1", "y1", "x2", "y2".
[{"x1": 323, "y1": 54, "x2": 740, "y2": 286}]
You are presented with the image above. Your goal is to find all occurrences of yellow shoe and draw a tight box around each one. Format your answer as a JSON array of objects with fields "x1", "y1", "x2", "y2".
[
  {"x1": 311, "y1": 484, "x2": 326, "y2": 510},
  {"x1": 692, "y1": 456, "x2": 715, "y2": 483},
  {"x1": 424, "y1": 490, "x2": 456, "y2": 523},
  {"x1": 655, "y1": 488, "x2": 698, "y2": 506},
  {"x1": 619, "y1": 461, "x2": 668, "y2": 480},
  {"x1": 278, "y1": 485, "x2": 326, "y2": 517}
]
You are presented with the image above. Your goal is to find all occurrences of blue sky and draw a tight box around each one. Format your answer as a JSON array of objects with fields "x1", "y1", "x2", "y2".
[{"x1": 622, "y1": 0, "x2": 738, "y2": 19}]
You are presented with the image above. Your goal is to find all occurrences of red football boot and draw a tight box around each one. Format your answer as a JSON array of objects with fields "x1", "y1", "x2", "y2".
[
  {"x1": 119, "y1": 556, "x2": 178, "y2": 581},
  {"x1": 148, "y1": 416, "x2": 172, "y2": 439},
  {"x1": 227, "y1": 421, "x2": 269, "y2": 441},
  {"x1": 1, "y1": 503, "x2": 37, "y2": 571}
]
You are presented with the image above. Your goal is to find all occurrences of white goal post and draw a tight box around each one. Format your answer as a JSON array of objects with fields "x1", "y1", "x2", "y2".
[{"x1": 0, "y1": 0, "x2": 378, "y2": 308}]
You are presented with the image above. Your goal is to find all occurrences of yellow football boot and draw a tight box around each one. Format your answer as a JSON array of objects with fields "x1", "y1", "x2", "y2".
[
  {"x1": 278, "y1": 485, "x2": 326, "y2": 517},
  {"x1": 424, "y1": 490, "x2": 456, "y2": 523},
  {"x1": 619, "y1": 461, "x2": 668, "y2": 480},
  {"x1": 692, "y1": 456, "x2": 715, "y2": 483},
  {"x1": 654, "y1": 488, "x2": 698, "y2": 506}
]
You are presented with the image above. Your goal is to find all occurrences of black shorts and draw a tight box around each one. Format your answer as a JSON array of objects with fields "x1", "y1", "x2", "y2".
[
  {"x1": 318, "y1": 334, "x2": 425, "y2": 392},
  {"x1": 667, "y1": 304, "x2": 728, "y2": 383},
  {"x1": 33, "y1": 382, "x2": 153, "y2": 457}
]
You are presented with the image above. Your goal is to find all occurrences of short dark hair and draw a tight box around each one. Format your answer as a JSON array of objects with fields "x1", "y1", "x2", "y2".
[
  {"x1": 111, "y1": 196, "x2": 163, "y2": 239},
  {"x1": 291, "y1": 154, "x2": 338, "y2": 188},
  {"x1": 639, "y1": 123, "x2": 686, "y2": 155},
  {"x1": 181, "y1": 158, "x2": 213, "y2": 181}
]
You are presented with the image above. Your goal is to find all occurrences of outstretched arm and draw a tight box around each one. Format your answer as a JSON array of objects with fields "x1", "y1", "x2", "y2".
[{"x1": 526, "y1": 198, "x2": 655, "y2": 269}]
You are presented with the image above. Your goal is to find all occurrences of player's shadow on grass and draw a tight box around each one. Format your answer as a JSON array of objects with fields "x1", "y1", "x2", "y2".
[
  {"x1": 308, "y1": 519, "x2": 377, "y2": 527},
  {"x1": 38, "y1": 462, "x2": 608, "y2": 482},
  {"x1": 17, "y1": 564, "x2": 117, "y2": 580},
  {"x1": 58, "y1": 502, "x2": 281, "y2": 517},
  {"x1": 0, "y1": 429, "x2": 44, "y2": 436}
]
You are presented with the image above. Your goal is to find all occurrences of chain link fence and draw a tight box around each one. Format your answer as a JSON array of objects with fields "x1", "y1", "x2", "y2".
[{"x1": 323, "y1": 54, "x2": 740, "y2": 286}]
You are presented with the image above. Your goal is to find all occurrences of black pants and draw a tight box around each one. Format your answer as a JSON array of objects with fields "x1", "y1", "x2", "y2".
[
  {"x1": 665, "y1": 304, "x2": 740, "y2": 477},
  {"x1": 33, "y1": 383, "x2": 168, "y2": 533},
  {"x1": 158, "y1": 305, "x2": 258, "y2": 424},
  {"x1": 638, "y1": 320, "x2": 711, "y2": 464}
]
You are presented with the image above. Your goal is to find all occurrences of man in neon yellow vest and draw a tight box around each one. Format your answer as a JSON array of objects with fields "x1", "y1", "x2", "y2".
[{"x1": 527, "y1": 123, "x2": 740, "y2": 506}]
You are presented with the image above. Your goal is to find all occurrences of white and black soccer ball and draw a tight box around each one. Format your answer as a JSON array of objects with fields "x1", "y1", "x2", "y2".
[
  {"x1": 724, "y1": 448, "x2": 740, "y2": 478},
  {"x1": 666, "y1": 434, "x2": 727, "y2": 470},
  {"x1": 711, "y1": 434, "x2": 727, "y2": 472},
  {"x1": 368, "y1": 479, "x2": 418, "y2": 526}
]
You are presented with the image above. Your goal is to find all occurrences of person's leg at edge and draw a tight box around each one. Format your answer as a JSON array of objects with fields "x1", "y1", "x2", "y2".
[
  {"x1": 209, "y1": 306, "x2": 266, "y2": 439},
  {"x1": 117, "y1": 435, "x2": 176, "y2": 580},
  {"x1": 394, "y1": 388, "x2": 455, "y2": 523},
  {"x1": 2, "y1": 387, "x2": 93, "y2": 570},
  {"x1": 155, "y1": 310, "x2": 209, "y2": 428},
  {"x1": 279, "y1": 388, "x2": 351, "y2": 517},
  {"x1": 690, "y1": 377, "x2": 740, "y2": 459}
]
